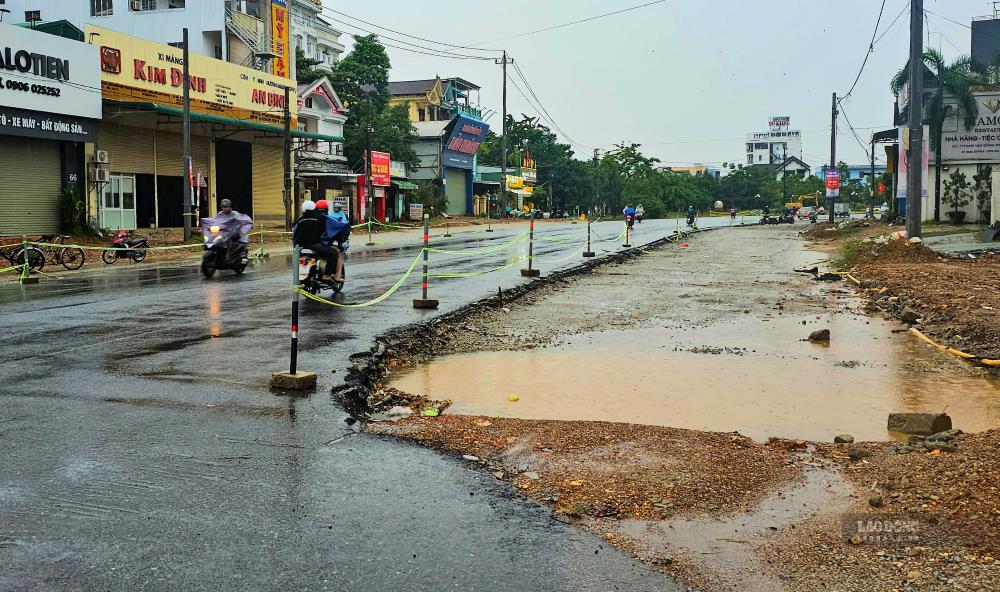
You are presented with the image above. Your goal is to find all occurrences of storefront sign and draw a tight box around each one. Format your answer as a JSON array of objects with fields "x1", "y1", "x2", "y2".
[
  {"x1": 442, "y1": 114, "x2": 489, "y2": 170},
  {"x1": 941, "y1": 92, "x2": 1000, "y2": 161},
  {"x1": 370, "y1": 151, "x2": 391, "y2": 186},
  {"x1": 769, "y1": 116, "x2": 790, "y2": 131},
  {"x1": 389, "y1": 160, "x2": 407, "y2": 178},
  {"x1": 0, "y1": 23, "x2": 101, "y2": 122},
  {"x1": 409, "y1": 203, "x2": 424, "y2": 221},
  {"x1": 521, "y1": 167, "x2": 537, "y2": 184},
  {"x1": 88, "y1": 25, "x2": 296, "y2": 127},
  {"x1": 271, "y1": 0, "x2": 290, "y2": 79},
  {"x1": 506, "y1": 175, "x2": 524, "y2": 190},
  {"x1": 824, "y1": 168, "x2": 840, "y2": 198},
  {"x1": 0, "y1": 105, "x2": 97, "y2": 142}
]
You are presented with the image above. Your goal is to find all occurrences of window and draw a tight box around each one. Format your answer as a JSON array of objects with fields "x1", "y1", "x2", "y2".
[
  {"x1": 91, "y1": 0, "x2": 113, "y2": 16},
  {"x1": 214, "y1": 45, "x2": 223, "y2": 60},
  {"x1": 305, "y1": 98, "x2": 313, "y2": 108},
  {"x1": 139, "y1": 0, "x2": 156, "y2": 10},
  {"x1": 418, "y1": 108, "x2": 425, "y2": 122},
  {"x1": 746, "y1": 143, "x2": 753, "y2": 153}
]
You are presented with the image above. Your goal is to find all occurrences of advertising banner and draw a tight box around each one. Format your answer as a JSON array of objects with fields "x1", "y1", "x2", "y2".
[
  {"x1": 941, "y1": 92, "x2": 1000, "y2": 161},
  {"x1": 0, "y1": 106, "x2": 97, "y2": 143},
  {"x1": 897, "y1": 125, "x2": 929, "y2": 200},
  {"x1": 824, "y1": 169, "x2": 840, "y2": 198},
  {"x1": 270, "y1": 0, "x2": 290, "y2": 79},
  {"x1": 370, "y1": 151, "x2": 391, "y2": 186},
  {"x1": 0, "y1": 23, "x2": 101, "y2": 122},
  {"x1": 409, "y1": 203, "x2": 424, "y2": 221},
  {"x1": 442, "y1": 115, "x2": 489, "y2": 170},
  {"x1": 88, "y1": 25, "x2": 296, "y2": 128}
]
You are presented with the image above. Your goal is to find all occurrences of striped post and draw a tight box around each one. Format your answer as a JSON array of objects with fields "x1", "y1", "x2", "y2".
[
  {"x1": 268, "y1": 244, "x2": 317, "y2": 391},
  {"x1": 413, "y1": 214, "x2": 439, "y2": 308},
  {"x1": 623, "y1": 221, "x2": 632, "y2": 248},
  {"x1": 583, "y1": 219, "x2": 595, "y2": 257},
  {"x1": 520, "y1": 218, "x2": 540, "y2": 277}
]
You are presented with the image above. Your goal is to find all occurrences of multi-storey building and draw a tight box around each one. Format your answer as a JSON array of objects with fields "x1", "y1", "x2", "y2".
[{"x1": 745, "y1": 116, "x2": 803, "y2": 168}]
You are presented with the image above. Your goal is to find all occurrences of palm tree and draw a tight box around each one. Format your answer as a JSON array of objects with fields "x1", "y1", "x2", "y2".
[{"x1": 891, "y1": 48, "x2": 979, "y2": 221}]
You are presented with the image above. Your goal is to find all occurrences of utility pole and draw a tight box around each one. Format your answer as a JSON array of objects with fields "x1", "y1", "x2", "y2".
[
  {"x1": 182, "y1": 28, "x2": 192, "y2": 240},
  {"x1": 907, "y1": 0, "x2": 924, "y2": 238},
  {"x1": 828, "y1": 92, "x2": 837, "y2": 223},
  {"x1": 365, "y1": 117, "x2": 375, "y2": 246},
  {"x1": 283, "y1": 86, "x2": 292, "y2": 230},
  {"x1": 870, "y1": 134, "x2": 876, "y2": 209},
  {"x1": 496, "y1": 51, "x2": 513, "y2": 209}
]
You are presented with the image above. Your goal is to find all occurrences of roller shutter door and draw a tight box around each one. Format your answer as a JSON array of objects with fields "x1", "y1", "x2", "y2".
[
  {"x1": 0, "y1": 137, "x2": 61, "y2": 236},
  {"x1": 99, "y1": 124, "x2": 209, "y2": 177},
  {"x1": 253, "y1": 143, "x2": 286, "y2": 228}
]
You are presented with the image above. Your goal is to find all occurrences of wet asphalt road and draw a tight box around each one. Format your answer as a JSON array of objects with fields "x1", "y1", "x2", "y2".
[{"x1": 0, "y1": 217, "x2": 743, "y2": 591}]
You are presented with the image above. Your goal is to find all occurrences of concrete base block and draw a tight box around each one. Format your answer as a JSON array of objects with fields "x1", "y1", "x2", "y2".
[
  {"x1": 520, "y1": 268, "x2": 540, "y2": 277},
  {"x1": 20, "y1": 277, "x2": 39, "y2": 284},
  {"x1": 485, "y1": 228, "x2": 494, "y2": 232},
  {"x1": 622, "y1": 243, "x2": 632, "y2": 248},
  {"x1": 269, "y1": 371, "x2": 317, "y2": 391},
  {"x1": 413, "y1": 298, "x2": 439, "y2": 309},
  {"x1": 582, "y1": 251, "x2": 596, "y2": 258}
]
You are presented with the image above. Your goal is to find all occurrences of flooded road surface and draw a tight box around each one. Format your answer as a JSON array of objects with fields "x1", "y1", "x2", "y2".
[{"x1": 390, "y1": 313, "x2": 1000, "y2": 442}]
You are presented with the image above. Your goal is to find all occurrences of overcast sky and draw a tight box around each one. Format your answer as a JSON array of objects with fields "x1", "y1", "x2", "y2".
[{"x1": 321, "y1": 0, "x2": 994, "y2": 170}]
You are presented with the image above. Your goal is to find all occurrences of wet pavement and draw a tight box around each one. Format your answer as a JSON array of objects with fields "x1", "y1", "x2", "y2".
[{"x1": 0, "y1": 218, "x2": 730, "y2": 591}]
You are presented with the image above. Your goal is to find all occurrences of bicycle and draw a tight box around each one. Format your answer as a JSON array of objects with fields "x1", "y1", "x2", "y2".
[{"x1": 15, "y1": 235, "x2": 86, "y2": 272}]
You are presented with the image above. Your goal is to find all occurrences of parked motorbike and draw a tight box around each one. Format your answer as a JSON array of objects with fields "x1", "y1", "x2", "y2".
[
  {"x1": 779, "y1": 213, "x2": 796, "y2": 224},
  {"x1": 102, "y1": 230, "x2": 149, "y2": 264},
  {"x1": 809, "y1": 212, "x2": 818, "y2": 224},
  {"x1": 200, "y1": 213, "x2": 253, "y2": 278},
  {"x1": 299, "y1": 246, "x2": 347, "y2": 295}
]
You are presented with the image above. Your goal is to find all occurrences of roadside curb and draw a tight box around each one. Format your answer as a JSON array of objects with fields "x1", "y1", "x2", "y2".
[{"x1": 332, "y1": 227, "x2": 721, "y2": 418}]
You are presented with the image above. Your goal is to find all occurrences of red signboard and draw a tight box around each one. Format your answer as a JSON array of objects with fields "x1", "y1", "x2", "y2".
[
  {"x1": 370, "y1": 151, "x2": 391, "y2": 187},
  {"x1": 824, "y1": 169, "x2": 840, "y2": 190}
]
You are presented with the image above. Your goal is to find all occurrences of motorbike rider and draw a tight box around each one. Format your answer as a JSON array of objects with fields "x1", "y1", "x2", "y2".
[
  {"x1": 329, "y1": 201, "x2": 349, "y2": 224},
  {"x1": 686, "y1": 205, "x2": 696, "y2": 224},
  {"x1": 293, "y1": 200, "x2": 340, "y2": 283},
  {"x1": 635, "y1": 203, "x2": 645, "y2": 223},
  {"x1": 216, "y1": 198, "x2": 250, "y2": 252},
  {"x1": 623, "y1": 203, "x2": 636, "y2": 228},
  {"x1": 315, "y1": 199, "x2": 350, "y2": 283}
]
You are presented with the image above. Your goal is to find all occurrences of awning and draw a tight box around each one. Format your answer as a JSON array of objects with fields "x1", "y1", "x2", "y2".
[
  {"x1": 512, "y1": 189, "x2": 533, "y2": 197},
  {"x1": 105, "y1": 100, "x2": 345, "y2": 142},
  {"x1": 391, "y1": 179, "x2": 419, "y2": 190}
]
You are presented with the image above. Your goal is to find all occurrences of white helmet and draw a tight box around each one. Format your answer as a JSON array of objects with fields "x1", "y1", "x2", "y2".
[{"x1": 301, "y1": 200, "x2": 316, "y2": 213}]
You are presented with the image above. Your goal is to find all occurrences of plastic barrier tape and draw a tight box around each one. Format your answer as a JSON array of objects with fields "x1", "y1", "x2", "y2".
[{"x1": 294, "y1": 251, "x2": 422, "y2": 308}]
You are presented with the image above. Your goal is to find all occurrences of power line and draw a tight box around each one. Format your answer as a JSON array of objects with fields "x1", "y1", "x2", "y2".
[
  {"x1": 317, "y1": 8, "x2": 495, "y2": 60},
  {"x1": 320, "y1": 7, "x2": 502, "y2": 53},
  {"x1": 510, "y1": 61, "x2": 591, "y2": 149},
  {"x1": 874, "y1": 2, "x2": 910, "y2": 46},
  {"x1": 504, "y1": 72, "x2": 594, "y2": 153},
  {"x1": 475, "y1": 0, "x2": 669, "y2": 45},
  {"x1": 837, "y1": 98, "x2": 877, "y2": 163},
  {"x1": 841, "y1": 0, "x2": 887, "y2": 100}
]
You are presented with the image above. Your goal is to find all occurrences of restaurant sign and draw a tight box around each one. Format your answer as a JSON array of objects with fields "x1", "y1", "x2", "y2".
[
  {"x1": 87, "y1": 25, "x2": 296, "y2": 127},
  {"x1": 442, "y1": 114, "x2": 489, "y2": 170}
]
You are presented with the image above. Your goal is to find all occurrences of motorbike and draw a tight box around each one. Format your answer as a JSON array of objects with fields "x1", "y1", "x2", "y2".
[
  {"x1": 200, "y1": 213, "x2": 253, "y2": 278},
  {"x1": 103, "y1": 230, "x2": 149, "y2": 264},
  {"x1": 625, "y1": 214, "x2": 635, "y2": 229},
  {"x1": 778, "y1": 213, "x2": 796, "y2": 224},
  {"x1": 809, "y1": 212, "x2": 818, "y2": 224},
  {"x1": 686, "y1": 215, "x2": 696, "y2": 228},
  {"x1": 299, "y1": 245, "x2": 347, "y2": 295}
]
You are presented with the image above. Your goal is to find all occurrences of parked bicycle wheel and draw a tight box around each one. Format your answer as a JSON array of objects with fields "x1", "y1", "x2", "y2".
[
  {"x1": 59, "y1": 247, "x2": 85, "y2": 270},
  {"x1": 16, "y1": 247, "x2": 45, "y2": 271},
  {"x1": 102, "y1": 249, "x2": 118, "y2": 264}
]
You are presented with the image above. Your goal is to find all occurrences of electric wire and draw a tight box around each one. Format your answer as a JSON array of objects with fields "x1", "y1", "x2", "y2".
[
  {"x1": 320, "y1": 7, "x2": 503, "y2": 53},
  {"x1": 475, "y1": 0, "x2": 669, "y2": 45},
  {"x1": 840, "y1": 0, "x2": 887, "y2": 100}
]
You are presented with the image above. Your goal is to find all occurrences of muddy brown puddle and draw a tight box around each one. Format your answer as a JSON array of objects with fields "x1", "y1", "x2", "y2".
[{"x1": 390, "y1": 314, "x2": 1000, "y2": 442}]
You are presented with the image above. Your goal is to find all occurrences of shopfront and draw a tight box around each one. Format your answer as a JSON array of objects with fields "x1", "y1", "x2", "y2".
[
  {"x1": 0, "y1": 23, "x2": 100, "y2": 236},
  {"x1": 86, "y1": 26, "x2": 331, "y2": 230}
]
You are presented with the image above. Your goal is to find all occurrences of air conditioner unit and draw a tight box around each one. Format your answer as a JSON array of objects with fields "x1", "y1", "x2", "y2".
[
  {"x1": 93, "y1": 150, "x2": 110, "y2": 164},
  {"x1": 129, "y1": 0, "x2": 142, "y2": 10},
  {"x1": 93, "y1": 168, "x2": 111, "y2": 183}
]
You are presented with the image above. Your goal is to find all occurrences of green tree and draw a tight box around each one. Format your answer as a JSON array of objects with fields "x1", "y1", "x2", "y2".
[
  {"x1": 325, "y1": 35, "x2": 418, "y2": 169},
  {"x1": 891, "y1": 49, "x2": 979, "y2": 155},
  {"x1": 973, "y1": 166, "x2": 993, "y2": 223},
  {"x1": 942, "y1": 169, "x2": 971, "y2": 220},
  {"x1": 295, "y1": 47, "x2": 323, "y2": 84}
]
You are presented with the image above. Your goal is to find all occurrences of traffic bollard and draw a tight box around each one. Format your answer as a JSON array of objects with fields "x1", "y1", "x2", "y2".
[
  {"x1": 443, "y1": 222, "x2": 452, "y2": 238},
  {"x1": 366, "y1": 218, "x2": 375, "y2": 246},
  {"x1": 520, "y1": 218, "x2": 540, "y2": 277},
  {"x1": 583, "y1": 219, "x2": 595, "y2": 257},
  {"x1": 622, "y1": 222, "x2": 632, "y2": 248},
  {"x1": 413, "y1": 214, "x2": 439, "y2": 309},
  {"x1": 19, "y1": 236, "x2": 38, "y2": 285},
  {"x1": 269, "y1": 245, "x2": 316, "y2": 391}
]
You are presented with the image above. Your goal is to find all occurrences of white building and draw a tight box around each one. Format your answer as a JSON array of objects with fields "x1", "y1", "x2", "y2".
[
  {"x1": 746, "y1": 116, "x2": 803, "y2": 168},
  {"x1": 289, "y1": 0, "x2": 344, "y2": 72},
  {"x1": 5, "y1": 1, "x2": 281, "y2": 73}
]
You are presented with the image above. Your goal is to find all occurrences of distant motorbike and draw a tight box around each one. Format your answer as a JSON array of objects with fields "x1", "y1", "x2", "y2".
[
  {"x1": 626, "y1": 214, "x2": 635, "y2": 229},
  {"x1": 201, "y1": 213, "x2": 253, "y2": 278},
  {"x1": 809, "y1": 212, "x2": 818, "y2": 224},
  {"x1": 103, "y1": 230, "x2": 149, "y2": 264},
  {"x1": 686, "y1": 215, "x2": 697, "y2": 228},
  {"x1": 299, "y1": 246, "x2": 347, "y2": 295}
]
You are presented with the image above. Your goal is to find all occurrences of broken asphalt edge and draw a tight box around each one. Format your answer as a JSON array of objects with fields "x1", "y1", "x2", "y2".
[{"x1": 332, "y1": 227, "x2": 720, "y2": 419}]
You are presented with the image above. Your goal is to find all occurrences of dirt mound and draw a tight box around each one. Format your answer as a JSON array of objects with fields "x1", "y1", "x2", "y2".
[
  {"x1": 851, "y1": 239, "x2": 943, "y2": 267},
  {"x1": 801, "y1": 219, "x2": 883, "y2": 241}
]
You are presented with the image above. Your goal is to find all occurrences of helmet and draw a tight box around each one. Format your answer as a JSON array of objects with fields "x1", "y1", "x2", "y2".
[
  {"x1": 301, "y1": 200, "x2": 316, "y2": 213},
  {"x1": 220, "y1": 198, "x2": 232, "y2": 208},
  {"x1": 315, "y1": 199, "x2": 329, "y2": 211}
]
